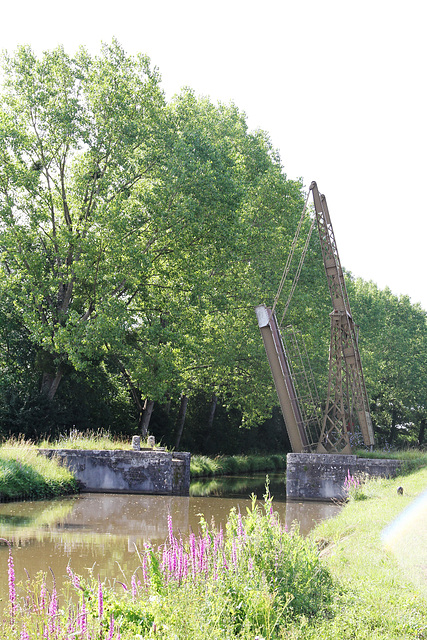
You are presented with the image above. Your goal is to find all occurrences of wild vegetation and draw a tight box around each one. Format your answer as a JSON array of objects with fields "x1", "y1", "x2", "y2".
[
  {"x1": 0, "y1": 439, "x2": 77, "y2": 500},
  {"x1": 40, "y1": 430, "x2": 136, "y2": 451},
  {"x1": 355, "y1": 446, "x2": 427, "y2": 472},
  {"x1": 0, "y1": 41, "x2": 426, "y2": 453}
]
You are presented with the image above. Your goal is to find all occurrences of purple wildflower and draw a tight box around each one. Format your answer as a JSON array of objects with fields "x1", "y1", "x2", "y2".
[
  {"x1": 67, "y1": 564, "x2": 80, "y2": 589},
  {"x1": 107, "y1": 614, "x2": 115, "y2": 640},
  {"x1": 237, "y1": 511, "x2": 246, "y2": 540},
  {"x1": 20, "y1": 625, "x2": 30, "y2": 640},
  {"x1": 222, "y1": 552, "x2": 229, "y2": 572},
  {"x1": 217, "y1": 526, "x2": 224, "y2": 549},
  {"x1": 131, "y1": 574, "x2": 137, "y2": 601},
  {"x1": 344, "y1": 469, "x2": 361, "y2": 493},
  {"x1": 80, "y1": 597, "x2": 87, "y2": 636},
  {"x1": 189, "y1": 532, "x2": 197, "y2": 578},
  {"x1": 48, "y1": 585, "x2": 58, "y2": 636},
  {"x1": 98, "y1": 575, "x2": 103, "y2": 619},
  {"x1": 8, "y1": 548, "x2": 17, "y2": 620},
  {"x1": 167, "y1": 513, "x2": 174, "y2": 546},
  {"x1": 142, "y1": 555, "x2": 149, "y2": 586}
]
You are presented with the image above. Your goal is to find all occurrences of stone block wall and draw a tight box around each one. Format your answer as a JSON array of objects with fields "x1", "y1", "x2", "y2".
[
  {"x1": 286, "y1": 453, "x2": 403, "y2": 501},
  {"x1": 39, "y1": 449, "x2": 191, "y2": 496}
]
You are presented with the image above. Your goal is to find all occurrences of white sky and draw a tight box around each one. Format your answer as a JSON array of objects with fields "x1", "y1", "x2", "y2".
[{"x1": 2, "y1": 0, "x2": 427, "y2": 310}]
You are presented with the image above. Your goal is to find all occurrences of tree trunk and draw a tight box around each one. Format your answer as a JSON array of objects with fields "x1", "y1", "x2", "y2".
[
  {"x1": 207, "y1": 393, "x2": 217, "y2": 431},
  {"x1": 40, "y1": 370, "x2": 64, "y2": 401},
  {"x1": 116, "y1": 359, "x2": 144, "y2": 429},
  {"x1": 175, "y1": 394, "x2": 188, "y2": 450},
  {"x1": 418, "y1": 418, "x2": 426, "y2": 447},
  {"x1": 164, "y1": 395, "x2": 171, "y2": 416},
  {"x1": 203, "y1": 393, "x2": 217, "y2": 451},
  {"x1": 141, "y1": 399, "x2": 155, "y2": 438},
  {"x1": 389, "y1": 407, "x2": 398, "y2": 443}
]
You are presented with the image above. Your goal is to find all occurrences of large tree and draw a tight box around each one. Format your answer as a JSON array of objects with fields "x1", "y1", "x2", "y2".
[
  {"x1": 0, "y1": 41, "x2": 172, "y2": 399},
  {"x1": 112, "y1": 90, "x2": 312, "y2": 431},
  {"x1": 347, "y1": 278, "x2": 427, "y2": 444},
  {"x1": 0, "y1": 43, "x2": 259, "y2": 403}
]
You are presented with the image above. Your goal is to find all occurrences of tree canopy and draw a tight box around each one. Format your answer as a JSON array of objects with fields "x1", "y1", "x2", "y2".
[{"x1": 346, "y1": 278, "x2": 427, "y2": 446}]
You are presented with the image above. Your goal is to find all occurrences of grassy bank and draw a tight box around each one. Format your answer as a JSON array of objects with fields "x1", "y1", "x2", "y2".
[
  {"x1": 191, "y1": 448, "x2": 427, "y2": 479},
  {"x1": 0, "y1": 440, "x2": 78, "y2": 501},
  {"x1": 190, "y1": 453, "x2": 287, "y2": 477},
  {"x1": 40, "y1": 430, "x2": 132, "y2": 450},
  {"x1": 303, "y1": 466, "x2": 427, "y2": 639},
  {"x1": 355, "y1": 447, "x2": 427, "y2": 471}
]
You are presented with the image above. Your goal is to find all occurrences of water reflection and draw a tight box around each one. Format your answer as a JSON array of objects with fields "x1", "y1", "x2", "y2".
[
  {"x1": 0, "y1": 473, "x2": 341, "y2": 604},
  {"x1": 190, "y1": 473, "x2": 286, "y2": 499}
]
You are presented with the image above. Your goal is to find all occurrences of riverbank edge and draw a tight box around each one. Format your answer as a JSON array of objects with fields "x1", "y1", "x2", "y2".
[
  {"x1": 190, "y1": 448, "x2": 427, "y2": 480},
  {"x1": 2, "y1": 436, "x2": 426, "y2": 503},
  {"x1": 0, "y1": 448, "x2": 288, "y2": 501}
]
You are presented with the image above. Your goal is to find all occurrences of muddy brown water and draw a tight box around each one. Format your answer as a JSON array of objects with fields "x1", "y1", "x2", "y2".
[{"x1": 0, "y1": 473, "x2": 340, "y2": 604}]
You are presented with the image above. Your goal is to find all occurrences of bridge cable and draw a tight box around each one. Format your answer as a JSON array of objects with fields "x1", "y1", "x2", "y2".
[
  {"x1": 270, "y1": 189, "x2": 311, "y2": 318},
  {"x1": 279, "y1": 215, "x2": 316, "y2": 326}
]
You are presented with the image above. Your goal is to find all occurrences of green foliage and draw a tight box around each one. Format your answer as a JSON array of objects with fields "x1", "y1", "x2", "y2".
[
  {"x1": 0, "y1": 40, "x2": 314, "y2": 441},
  {"x1": 224, "y1": 490, "x2": 334, "y2": 619},
  {"x1": 347, "y1": 278, "x2": 427, "y2": 446}
]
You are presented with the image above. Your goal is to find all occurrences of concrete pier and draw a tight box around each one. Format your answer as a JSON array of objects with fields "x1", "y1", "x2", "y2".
[
  {"x1": 286, "y1": 453, "x2": 403, "y2": 501},
  {"x1": 39, "y1": 449, "x2": 191, "y2": 496}
]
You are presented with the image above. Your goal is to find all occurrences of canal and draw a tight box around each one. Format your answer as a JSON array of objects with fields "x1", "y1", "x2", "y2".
[{"x1": 0, "y1": 473, "x2": 341, "y2": 602}]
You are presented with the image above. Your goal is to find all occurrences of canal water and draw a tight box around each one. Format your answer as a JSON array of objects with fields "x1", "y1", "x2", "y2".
[{"x1": 0, "y1": 473, "x2": 340, "y2": 603}]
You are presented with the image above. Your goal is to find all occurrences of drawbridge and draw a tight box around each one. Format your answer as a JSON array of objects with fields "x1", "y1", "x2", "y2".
[{"x1": 256, "y1": 182, "x2": 375, "y2": 454}]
